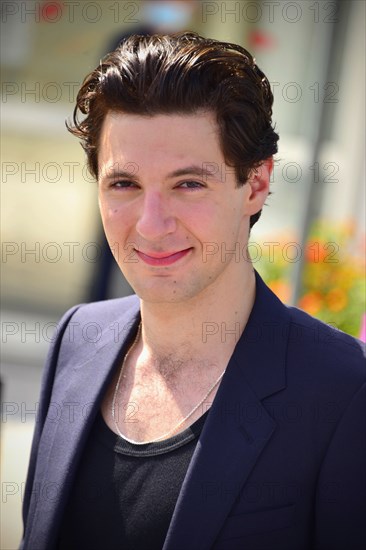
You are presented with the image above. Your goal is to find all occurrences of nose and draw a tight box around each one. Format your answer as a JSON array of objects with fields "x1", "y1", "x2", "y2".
[{"x1": 135, "y1": 191, "x2": 176, "y2": 241}]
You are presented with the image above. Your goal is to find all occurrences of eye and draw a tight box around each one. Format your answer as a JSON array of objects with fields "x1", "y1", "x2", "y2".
[
  {"x1": 112, "y1": 180, "x2": 139, "y2": 189},
  {"x1": 177, "y1": 180, "x2": 205, "y2": 190}
]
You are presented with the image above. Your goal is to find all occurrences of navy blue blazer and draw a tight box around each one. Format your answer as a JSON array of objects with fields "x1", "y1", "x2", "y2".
[{"x1": 21, "y1": 272, "x2": 366, "y2": 549}]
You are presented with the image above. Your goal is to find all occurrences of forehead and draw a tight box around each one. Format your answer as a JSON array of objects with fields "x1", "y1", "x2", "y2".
[{"x1": 98, "y1": 111, "x2": 225, "y2": 171}]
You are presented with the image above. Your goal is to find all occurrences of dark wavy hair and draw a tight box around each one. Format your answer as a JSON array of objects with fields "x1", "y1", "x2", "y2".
[{"x1": 67, "y1": 31, "x2": 279, "y2": 227}]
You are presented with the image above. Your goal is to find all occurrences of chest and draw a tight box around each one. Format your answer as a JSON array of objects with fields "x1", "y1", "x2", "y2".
[{"x1": 100, "y1": 362, "x2": 221, "y2": 443}]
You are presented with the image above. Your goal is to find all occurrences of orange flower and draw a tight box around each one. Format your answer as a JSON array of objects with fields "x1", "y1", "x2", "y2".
[
  {"x1": 326, "y1": 288, "x2": 348, "y2": 312},
  {"x1": 298, "y1": 291, "x2": 323, "y2": 315},
  {"x1": 268, "y1": 280, "x2": 291, "y2": 303},
  {"x1": 306, "y1": 240, "x2": 332, "y2": 263}
]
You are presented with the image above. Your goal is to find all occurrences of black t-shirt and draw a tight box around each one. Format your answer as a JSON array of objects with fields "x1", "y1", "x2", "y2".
[{"x1": 58, "y1": 407, "x2": 209, "y2": 550}]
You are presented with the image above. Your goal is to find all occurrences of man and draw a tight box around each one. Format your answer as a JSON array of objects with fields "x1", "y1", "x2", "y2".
[{"x1": 21, "y1": 32, "x2": 365, "y2": 550}]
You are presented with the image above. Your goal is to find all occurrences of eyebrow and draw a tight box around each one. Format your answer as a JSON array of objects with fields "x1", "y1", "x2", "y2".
[
  {"x1": 166, "y1": 165, "x2": 218, "y2": 180},
  {"x1": 100, "y1": 164, "x2": 219, "y2": 182}
]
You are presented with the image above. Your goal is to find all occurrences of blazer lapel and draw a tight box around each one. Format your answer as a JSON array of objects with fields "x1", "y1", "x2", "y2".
[
  {"x1": 26, "y1": 304, "x2": 140, "y2": 549},
  {"x1": 163, "y1": 272, "x2": 290, "y2": 550}
]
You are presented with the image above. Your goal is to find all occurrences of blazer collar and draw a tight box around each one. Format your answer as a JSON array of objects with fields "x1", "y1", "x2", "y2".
[{"x1": 236, "y1": 269, "x2": 289, "y2": 399}]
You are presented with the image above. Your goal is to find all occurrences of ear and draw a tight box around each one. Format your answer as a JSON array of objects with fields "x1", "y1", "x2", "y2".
[{"x1": 244, "y1": 157, "x2": 273, "y2": 215}]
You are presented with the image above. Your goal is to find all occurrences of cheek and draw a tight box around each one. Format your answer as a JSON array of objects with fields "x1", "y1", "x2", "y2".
[
  {"x1": 100, "y1": 200, "x2": 124, "y2": 221},
  {"x1": 180, "y1": 205, "x2": 235, "y2": 244},
  {"x1": 100, "y1": 204, "x2": 129, "y2": 238},
  {"x1": 181, "y1": 200, "x2": 218, "y2": 224}
]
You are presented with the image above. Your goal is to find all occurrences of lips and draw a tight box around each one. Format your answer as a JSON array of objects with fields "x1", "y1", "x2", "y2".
[{"x1": 135, "y1": 247, "x2": 192, "y2": 266}]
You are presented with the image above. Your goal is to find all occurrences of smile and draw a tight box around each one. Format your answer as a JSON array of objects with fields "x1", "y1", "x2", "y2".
[{"x1": 135, "y1": 248, "x2": 193, "y2": 266}]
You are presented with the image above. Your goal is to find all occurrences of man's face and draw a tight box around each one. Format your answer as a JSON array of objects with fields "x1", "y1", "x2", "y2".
[{"x1": 98, "y1": 111, "x2": 266, "y2": 304}]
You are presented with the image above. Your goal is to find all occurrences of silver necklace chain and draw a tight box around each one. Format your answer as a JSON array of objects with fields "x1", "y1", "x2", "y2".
[{"x1": 111, "y1": 322, "x2": 226, "y2": 445}]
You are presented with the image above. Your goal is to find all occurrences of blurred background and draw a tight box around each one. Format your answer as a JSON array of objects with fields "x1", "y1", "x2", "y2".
[{"x1": 1, "y1": 1, "x2": 365, "y2": 547}]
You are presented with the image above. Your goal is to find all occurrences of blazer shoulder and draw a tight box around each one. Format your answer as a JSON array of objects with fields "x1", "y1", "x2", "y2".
[
  {"x1": 286, "y1": 305, "x2": 366, "y2": 382},
  {"x1": 52, "y1": 294, "x2": 140, "y2": 354},
  {"x1": 67, "y1": 293, "x2": 140, "y2": 324}
]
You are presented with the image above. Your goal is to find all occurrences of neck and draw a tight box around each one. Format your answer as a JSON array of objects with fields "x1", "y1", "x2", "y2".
[{"x1": 139, "y1": 266, "x2": 256, "y2": 369}]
